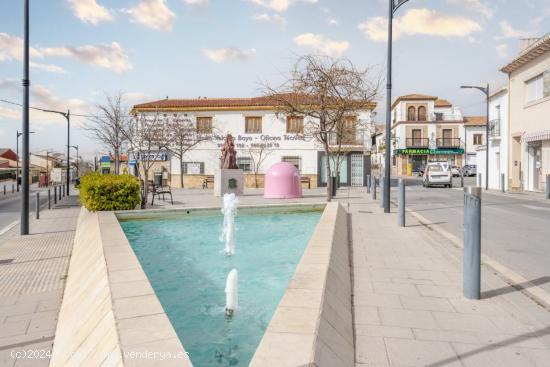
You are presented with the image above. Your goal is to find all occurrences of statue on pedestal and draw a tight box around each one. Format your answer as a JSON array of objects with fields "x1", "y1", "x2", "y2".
[{"x1": 220, "y1": 134, "x2": 239, "y2": 169}]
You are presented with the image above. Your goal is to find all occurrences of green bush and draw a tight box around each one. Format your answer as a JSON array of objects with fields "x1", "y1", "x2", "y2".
[{"x1": 79, "y1": 173, "x2": 141, "y2": 212}]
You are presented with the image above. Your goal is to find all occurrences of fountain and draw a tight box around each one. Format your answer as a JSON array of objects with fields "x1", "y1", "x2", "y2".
[
  {"x1": 225, "y1": 269, "x2": 238, "y2": 317},
  {"x1": 220, "y1": 193, "x2": 239, "y2": 256}
]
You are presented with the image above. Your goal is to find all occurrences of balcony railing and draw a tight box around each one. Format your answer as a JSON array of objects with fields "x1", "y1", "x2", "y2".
[
  {"x1": 406, "y1": 138, "x2": 429, "y2": 148},
  {"x1": 436, "y1": 138, "x2": 461, "y2": 148},
  {"x1": 489, "y1": 119, "x2": 501, "y2": 138},
  {"x1": 329, "y1": 132, "x2": 363, "y2": 146}
]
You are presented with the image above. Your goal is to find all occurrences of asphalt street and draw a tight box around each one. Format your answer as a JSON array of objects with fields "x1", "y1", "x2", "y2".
[
  {"x1": 394, "y1": 177, "x2": 550, "y2": 294},
  {"x1": 0, "y1": 184, "x2": 54, "y2": 235}
]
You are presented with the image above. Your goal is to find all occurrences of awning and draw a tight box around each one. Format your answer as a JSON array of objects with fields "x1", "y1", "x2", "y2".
[{"x1": 521, "y1": 129, "x2": 550, "y2": 143}]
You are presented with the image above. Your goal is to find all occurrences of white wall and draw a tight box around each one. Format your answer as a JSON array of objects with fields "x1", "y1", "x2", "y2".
[{"x1": 489, "y1": 89, "x2": 509, "y2": 190}]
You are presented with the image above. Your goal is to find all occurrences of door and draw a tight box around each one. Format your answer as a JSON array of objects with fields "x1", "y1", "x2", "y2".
[
  {"x1": 351, "y1": 154, "x2": 363, "y2": 186},
  {"x1": 534, "y1": 147, "x2": 542, "y2": 190}
]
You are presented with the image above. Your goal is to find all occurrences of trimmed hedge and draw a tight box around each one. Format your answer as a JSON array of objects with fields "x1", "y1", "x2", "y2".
[{"x1": 79, "y1": 173, "x2": 141, "y2": 212}]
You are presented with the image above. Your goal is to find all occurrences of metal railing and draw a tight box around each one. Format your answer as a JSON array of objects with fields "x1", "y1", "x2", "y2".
[
  {"x1": 405, "y1": 138, "x2": 429, "y2": 148},
  {"x1": 436, "y1": 138, "x2": 461, "y2": 148},
  {"x1": 489, "y1": 119, "x2": 501, "y2": 138},
  {"x1": 328, "y1": 132, "x2": 363, "y2": 146}
]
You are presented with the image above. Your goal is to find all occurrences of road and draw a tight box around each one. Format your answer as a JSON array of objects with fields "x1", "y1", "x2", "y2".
[
  {"x1": 394, "y1": 177, "x2": 550, "y2": 293},
  {"x1": 0, "y1": 185, "x2": 53, "y2": 235}
]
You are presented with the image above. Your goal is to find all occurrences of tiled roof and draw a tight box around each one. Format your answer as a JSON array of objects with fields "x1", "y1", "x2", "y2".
[
  {"x1": 501, "y1": 33, "x2": 550, "y2": 73},
  {"x1": 463, "y1": 116, "x2": 487, "y2": 126},
  {"x1": 391, "y1": 94, "x2": 438, "y2": 109},
  {"x1": 434, "y1": 99, "x2": 452, "y2": 108},
  {"x1": 132, "y1": 93, "x2": 377, "y2": 112}
]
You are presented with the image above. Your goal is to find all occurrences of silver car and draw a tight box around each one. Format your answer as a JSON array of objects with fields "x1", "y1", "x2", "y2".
[{"x1": 422, "y1": 162, "x2": 452, "y2": 188}]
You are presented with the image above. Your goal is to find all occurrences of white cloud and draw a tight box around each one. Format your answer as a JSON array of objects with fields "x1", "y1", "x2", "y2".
[
  {"x1": 447, "y1": 0, "x2": 493, "y2": 18},
  {"x1": 327, "y1": 18, "x2": 338, "y2": 26},
  {"x1": 248, "y1": 0, "x2": 318, "y2": 12},
  {"x1": 293, "y1": 33, "x2": 349, "y2": 57},
  {"x1": 253, "y1": 13, "x2": 287, "y2": 29},
  {"x1": 496, "y1": 44, "x2": 509, "y2": 58},
  {"x1": 497, "y1": 21, "x2": 534, "y2": 40},
  {"x1": 0, "y1": 33, "x2": 66, "y2": 73},
  {"x1": 201, "y1": 48, "x2": 257, "y2": 63},
  {"x1": 183, "y1": 0, "x2": 208, "y2": 7},
  {"x1": 41, "y1": 42, "x2": 132, "y2": 73},
  {"x1": 358, "y1": 8, "x2": 482, "y2": 42},
  {"x1": 66, "y1": 0, "x2": 113, "y2": 25},
  {"x1": 125, "y1": 0, "x2": 175, "y2": 31}
]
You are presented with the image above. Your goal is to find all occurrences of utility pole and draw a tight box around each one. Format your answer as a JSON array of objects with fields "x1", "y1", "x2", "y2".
[{"x1": 21, "y1": 0, "x2": 30, "y2": 235}]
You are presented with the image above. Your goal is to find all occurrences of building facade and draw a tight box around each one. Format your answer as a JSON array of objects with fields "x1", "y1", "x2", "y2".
[
  {"x1": 391, "y1": 94, "x2": 466, "y2": 176},
  {"x1": 501, "y1": 34, "x2": 550, "y2": 192},
  {"x1": 463, "y1": 117, "x2": 487, "y2": 166},
  {"x1": 131, "y1": 97, "x2": 375, "y2": 189}
]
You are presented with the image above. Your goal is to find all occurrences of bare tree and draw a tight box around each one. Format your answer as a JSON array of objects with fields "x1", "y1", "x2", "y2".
[
  {"x1": 123, "y1": 109, "x2": 173, "y2": 209},
  {"x1": 85, "y1": 92, "x2": 129, "y2": 175},
  {"x1": 167, "y1": 117, "x2": 213, "y2": 188},
  {"x1": 247, "y1": 143, "x2": 274, "y2": 188},
  {"x1": 264, "y1": 55, "x2": 380, "y2": 201}
]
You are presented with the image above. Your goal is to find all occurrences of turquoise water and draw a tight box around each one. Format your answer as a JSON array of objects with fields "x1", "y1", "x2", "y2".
[{"x1": 119, "y1": 209, "x2": 321, "y2": 367}]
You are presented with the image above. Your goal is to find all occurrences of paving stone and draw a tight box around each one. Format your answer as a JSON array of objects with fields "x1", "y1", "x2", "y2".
[
  {"x1": 432, "y1": 312, "x2": 499, "y2": 333},
  {"x1": 354, "y1": 306, "x2": 380, "y2": 326},
  {"x1": 379, "y1": 308, "x2": 439, "y2": 330},
  {"x1": 372, "y1": 282, "x2": 419, "y2": 296},
  {"x1": 385, "y1": 338, "x2": 462, "y2": 367},
  {"x1": 355, "y1": 324, "x2": 414, "y2": 339},
  {"x1": 399, "y1": 295, "x2": 456, "y2": 312},
  {"x1": 453, "y1": 342, "x2": 534, "y2": 367},
  {"x1": 355, "y1": 336, "x2": 389, "y2": 365},
  {"x1": 0, "y1": 319, "x2": 30, "y2": 338}
]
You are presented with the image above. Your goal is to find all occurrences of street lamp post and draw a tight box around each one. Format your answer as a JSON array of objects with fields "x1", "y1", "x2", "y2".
[
  {"x1": 384, "y1": 0, "x2": 410, "y2": 213},
  {"x1": 461, "y1": 84, "x2": 490, "y2": 190},
  {"x1": 21, "y1": 0, "x2": 30, "y2": 235},
  {"x1": 39, "y1": 108, "x2": 70, "y2": 195},
  {"x1": 71, "y1": 145, "x2": 79, "y2": 178},
  {"x1": 16, "y1": 130, "x2": 35, "y2": 192}
]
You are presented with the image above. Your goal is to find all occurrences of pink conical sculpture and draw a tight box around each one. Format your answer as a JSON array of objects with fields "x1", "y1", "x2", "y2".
[{"x1": 264, "y1": 162, "x2": 303, "y2": 199}]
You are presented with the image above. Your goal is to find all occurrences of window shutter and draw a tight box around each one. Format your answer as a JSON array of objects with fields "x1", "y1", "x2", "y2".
[{"x1": 200, "y1": 162, "x2": 205, "y2": 174}]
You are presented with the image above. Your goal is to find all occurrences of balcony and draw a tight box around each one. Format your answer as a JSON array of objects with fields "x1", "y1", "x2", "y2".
[
  {"x1": 489, "y1": 119, "x2": 501, "y2": 139},
  {"x1": 328, "y1": 131, "x2": 363, "y2": 146},
  {"x1": 406, "y1": 138, "x2": 429, "y2": 148},
  {"x1": 436, "y1": 138, "x2": 461, "y2": 148}
]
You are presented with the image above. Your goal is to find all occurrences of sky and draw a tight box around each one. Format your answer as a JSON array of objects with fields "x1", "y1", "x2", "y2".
[{"x1": 0, "y1": 0, "x2": 549, "y2": 159}]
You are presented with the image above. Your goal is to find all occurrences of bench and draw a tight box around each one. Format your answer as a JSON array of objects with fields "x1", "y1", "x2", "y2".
[
  {"x1": 203, "y1": 175, "x2": 215, "y2": 189},
  {"x1": 301, "y1": 176, "x2": 311, "y2": 189}
]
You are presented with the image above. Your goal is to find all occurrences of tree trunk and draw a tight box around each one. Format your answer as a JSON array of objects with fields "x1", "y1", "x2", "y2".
[
  {"x1": 141, "y1": 169, "x2": 148, "y2": 209},
  {"x1": 114, "y1": 148, "x2": 120, "y2": 175},
  {"x1": 254, "y1": 172, "x2": 259, "y2": 188},
  {"x1": 324, "y1": 141, "x2": 332, "y2": 202},
  {"x1": 179, "y1": 158, "x2": 184, "y2": 189}
]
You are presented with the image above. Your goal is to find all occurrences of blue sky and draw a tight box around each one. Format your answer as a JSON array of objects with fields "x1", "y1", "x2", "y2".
[{"x1": 0, "y1": 0, "x2": 549, "y2": 158}]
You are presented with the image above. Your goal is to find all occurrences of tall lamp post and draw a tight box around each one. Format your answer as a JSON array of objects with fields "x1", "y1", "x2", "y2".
[
  {"x1": 461, "y1": 84, "x2": 490, "y2": 190},
  {"x1": 70, "y1": 145, "x2": 79, "y2": 178},
  {"x1": 21, "y1": 0, "x2": 30, "y2": 235},
  {"x1": 39, "y1": 108, "x2": 70, "y2": 195},
  {"x1": 384, "y1": 0, "x2": 410, "y2": 213},
  {"x1": 16, "y1": 130, "x2": 34, "y2": 192}
]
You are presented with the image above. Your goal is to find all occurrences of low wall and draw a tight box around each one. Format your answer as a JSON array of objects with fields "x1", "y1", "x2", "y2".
[
  {"x1": 170, "y1": 173, "x2": 319, "y2": 189},
  {"x1": 249, "y1": 202, "x2": 353, "y2": 367},
  {"x1": 50, "y1": 208, "x2": 191, "y2": 367}
]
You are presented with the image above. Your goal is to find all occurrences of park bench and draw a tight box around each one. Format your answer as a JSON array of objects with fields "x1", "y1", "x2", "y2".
[
  {"x1": 202, "y1": 175, "x2": 215, "y2": 189},
  {"x1": 301, "y1": 176, "x2": 311, "y2": 189}
]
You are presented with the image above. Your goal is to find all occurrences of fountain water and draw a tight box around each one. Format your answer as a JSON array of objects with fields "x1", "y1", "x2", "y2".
[
  {"x1": 225, "y1": 269, "x2": 238, "y2": 316},
  {"x1": 220, "y1": 193, "x2": 239, "y2": 256}
]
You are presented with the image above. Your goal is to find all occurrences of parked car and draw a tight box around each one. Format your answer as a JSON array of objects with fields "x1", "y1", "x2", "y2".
[
  {"x1": 422, "y1": 162, "x2": 452, "y2": 188},
  {"x1": 450, "y1": 165, "x2": 460, "y2": 177},
  {"x1": 462, "y1": 165, "x2": 477, "y2": 177}
]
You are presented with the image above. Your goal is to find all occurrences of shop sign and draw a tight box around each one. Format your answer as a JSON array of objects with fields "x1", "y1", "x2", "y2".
[{"x1": 395, "y1": 148, "x2": 465, "y2": 155}]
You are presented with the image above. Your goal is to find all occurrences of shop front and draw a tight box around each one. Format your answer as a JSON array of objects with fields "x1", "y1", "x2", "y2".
[
  {"x1": 318, "y1": 151, "x2": 369, "y2": 187},
  {"x1": 395, "y1": 148, "x2": 465, "y2": 176}
]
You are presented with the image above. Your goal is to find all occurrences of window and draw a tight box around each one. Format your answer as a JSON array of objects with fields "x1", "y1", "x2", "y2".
[
  {"x1": 196, "y1": 117, "x2": 212, "y2": 133},
  {"x1": 282, "y1": 156, "x2": 301, "y2": 171},
  {"x1": 435, "y1": 112, "x2": 443, "y2": 121},
  {"x1": 473, "y1": 133, "x2": 483, "y2": 145},
  {"x1": 526, "y1": 74, "x2": 544, "y2": 103},
  {"x1": 182, "y1": 162, "x2": 204, "y2": 174},
  {"x1": 407, "y1": 106, "x2": 416, "y2": 121},
  {"x1": 237, "y1": 157, "x2": 252, "y2": 172},
  {"x1": 287, "y1": 116, "x2": 304, "y2": 134},
  {"x1": 411, "y1": 129, "x2": 423, "y2": 147},
  {"x1": 245, "y1": 116, "x2": 262, "y2": 134},
  {"x1": 418, "y1": 106, "x2": 427, "y2": 121}
]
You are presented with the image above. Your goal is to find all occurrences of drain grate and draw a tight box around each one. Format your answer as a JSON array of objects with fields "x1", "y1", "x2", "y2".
[{"x1": 0, "y1": 259, "x2": 14, "y2": 265}]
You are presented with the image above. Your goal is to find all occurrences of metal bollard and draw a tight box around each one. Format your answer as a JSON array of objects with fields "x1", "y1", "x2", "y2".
[
  {"x1": 54, "y1": 186, "x2": 57, "y2": 204},
  {"x1": 372, "y1": 177, "x2": 377, "y2": 200},
  {"x1": 546, "y1": 175, "x2": 550, "y2": 200},
  {"x1": 477, "y1": 173, "x2": 482, "y2": 188},
  {"x1": 398, "y1": 179, "x2": 405, "y2": 227},
  {"x1": 463, "y1": 186, "x2": 482, "y2": 300},
  {"x1": 3, "y1": 185, "x2": 5, "y2": 195},
  {"x1": 48, "y1": 189, "x2": 51, "y2": 209},
  {"x1": 366, "y1": 174, "x2": 371, "y2": 194},
  {"x1": 501, "y1": 173, "x2": 505, "y2": 193},
  {"x1": 380, "y1": 177, "x2": 385, "y2": 208},
  {"x1": 460, "y1": 172, "x2": 464, "y2": 188},
  {"x1": 62, "y1": 185, "x2": 65, "y2": 198},
  {"x1": 12, "y1": 183, "x2": 14, "y2": 193},
  {"x1": 36, "y1": 192, "x2": 40, "y2": 220}
]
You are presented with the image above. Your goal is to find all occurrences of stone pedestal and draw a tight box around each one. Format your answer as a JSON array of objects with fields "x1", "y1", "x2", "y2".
[{"x1": 214, "y1": 169, "x2": 244, "y2": 197}]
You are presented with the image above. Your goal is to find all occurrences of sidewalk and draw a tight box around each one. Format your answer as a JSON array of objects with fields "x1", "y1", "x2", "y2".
[
  {"x1": 0, "y1": 196, "x2": 80, "y2": 367},
  {"x1": 351, "y1": 191, "x2": 550, "y2": 366}
]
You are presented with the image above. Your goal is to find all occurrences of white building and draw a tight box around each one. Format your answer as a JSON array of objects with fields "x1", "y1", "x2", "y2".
[
  {"x1": 131, "y1": 97, "x2": 376, "y2": 188},
  {"x1": 390, "y1": 94, "x2": 466, "y2": 176},
  {"x1": 463, "y1": 116, "x2": 487, "y2": 166}
]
